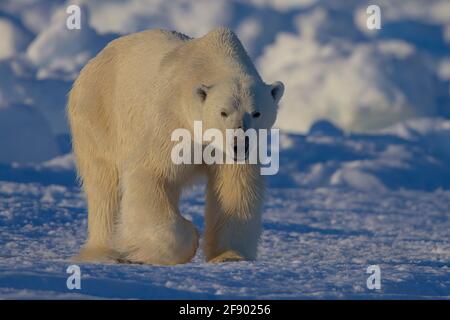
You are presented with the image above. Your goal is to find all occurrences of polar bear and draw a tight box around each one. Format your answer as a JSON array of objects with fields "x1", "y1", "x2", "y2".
[{"x1": 68, "y1": 28, "x2": 284, "y2": 265}]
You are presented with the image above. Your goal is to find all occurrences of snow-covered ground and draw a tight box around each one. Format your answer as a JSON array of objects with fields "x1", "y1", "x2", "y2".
[
  {"x1": 1, "y1": 123, "x2": 449, "y2": 299},
  {"x1": 1, "y1": 181, "x2": 449, "y2": 299},
  {"x1": 0, "y1": 0, "x2": 449, "y2": 299}
]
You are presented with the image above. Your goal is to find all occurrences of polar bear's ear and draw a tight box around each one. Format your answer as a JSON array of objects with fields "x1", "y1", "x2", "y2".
[
  {"x1": 270, "y1": 81, "x2": 285, "y2": 104},
  {"x1": 195, "y1": 84, "x2": 210, "y2": 103}
]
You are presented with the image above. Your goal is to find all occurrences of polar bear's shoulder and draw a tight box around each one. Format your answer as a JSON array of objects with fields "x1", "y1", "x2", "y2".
[
  {"x1": 182, "y1": 27, "x2": 246, "y2": 59},
  {"x1": 199, "y1": 27, "x2": 242, "y2": 49},
  {"x1": 135, "y1": 29, "x2": 193, "y2": 44},
  {"x1": 103, "y1": 27, "x2": 249, "y2": 65},
  {"x1": 105, "y1": 29, "x2": 192, "y2": 53},
  {"x1": 160, "y1": 27, "x2": 260, "y2": 80}
]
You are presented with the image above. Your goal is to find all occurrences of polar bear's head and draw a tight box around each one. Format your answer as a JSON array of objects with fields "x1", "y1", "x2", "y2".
[
  {"x1": 186, "y1": 76, "x2": 284, "y2": 161},
  {"x1": 193, "y1": 77, "x2": 284, "y2": 133}
]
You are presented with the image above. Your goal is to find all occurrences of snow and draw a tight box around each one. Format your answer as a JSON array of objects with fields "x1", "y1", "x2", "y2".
[
  {"x1": 244, "y1": 0, "x2": 318, "y2": 12},
  {"x1": 0, "y1": 0, "x2": 63, "y2": 35},
  {"x1": 40, "y1": 154, "x2": 76, "y2": 171},
  {"x1": 86, "y1": 0, "x2": 231, "y2": 38},
  {"x1": 0, "y1": 60, "x2": 72, "y2": 135},
  {"x1": 0, "y1": 16, "x2": 33, "y2": 61},
  {"x1": 0, "y1": 182, "x2": 448, "y2": 299},
  {"x1": 269, "y1": 118, "x2": 450, "y2": 191},
  {"x1": 0, "y1": 0, "x2": 449, "y2": 299},
  {"x1": 258, "y1": 27, "x2": 442, "y2": 132},
  {"x1": 26, "y1": 4, "x2": 117, "y2": 81},
  {"x1": 0, "y1": 104, "x2": 60, "y2": 163}
]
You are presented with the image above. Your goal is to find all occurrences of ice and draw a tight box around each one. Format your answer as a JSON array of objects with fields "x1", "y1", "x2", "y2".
[
  {"x1": 273, "y1": 118, "x2": 450, "y2": 191},
  {"x1": 0, "y1": 182, "x2": 448, "y2": 299},
  {"x1": 26, "y1": 4, "x2": 117, "y2": 80},
  {"x1": 258, "y1": 30, "x2": 442, "y2": 132},
  {"x1": 0, "y1": 16, "x2": 33, "y2": 61},
  {"x1": 0, "y1": 104, "x2": 59, "y2": 163}
]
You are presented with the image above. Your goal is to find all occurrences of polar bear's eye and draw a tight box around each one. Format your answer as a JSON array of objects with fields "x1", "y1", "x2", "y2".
[
  {"x1": 220, "y1": 111, "x2": 228, "y2": 118},
  {"x1": 252, "y1": 112, "x2": 261, "y2": 118}
]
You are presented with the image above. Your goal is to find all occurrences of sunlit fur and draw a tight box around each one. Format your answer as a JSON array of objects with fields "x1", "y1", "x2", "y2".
[{"x1": 67, "y1": 28, "x2": 284, "y2": 265}]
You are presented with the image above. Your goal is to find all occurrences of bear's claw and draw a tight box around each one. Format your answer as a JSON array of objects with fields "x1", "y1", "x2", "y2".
[
  {"x1": 72, "y1": 246, "x2": 120, "y2": 264},
  {"x1": 208, "y1": 250, "x2": 245, "y2": 263}
]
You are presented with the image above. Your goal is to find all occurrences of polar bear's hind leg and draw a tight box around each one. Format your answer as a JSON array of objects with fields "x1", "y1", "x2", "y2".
[{"x1": 72, "y1": 157, "x2": 120, "y2": 263}]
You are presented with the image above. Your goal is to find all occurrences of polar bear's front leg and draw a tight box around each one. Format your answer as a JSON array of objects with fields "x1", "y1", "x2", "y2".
[
  {"x1": 204, "y1": 165, "x2": 265, "y2": 262},
  {"x1": 115, "y1": 167, "x2": 199, "y2": 265}
]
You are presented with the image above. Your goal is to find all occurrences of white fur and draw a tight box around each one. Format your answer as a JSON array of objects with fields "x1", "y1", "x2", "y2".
[{"x1": 68, "y1": 28, "x2": 284, "y2": 265}]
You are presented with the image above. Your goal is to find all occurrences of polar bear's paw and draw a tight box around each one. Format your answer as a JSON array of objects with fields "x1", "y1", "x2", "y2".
[
  {"x1": 72, "y1": 246, "x2": 120, "y2": 264},
  {"x1": 208, "y1": 250, "x2": 245, "y2": 263},
  {"x1": 116, "y1": 219, "x2": 199, "y2": 265}
]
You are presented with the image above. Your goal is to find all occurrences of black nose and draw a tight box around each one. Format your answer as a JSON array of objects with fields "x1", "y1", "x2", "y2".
[{"x1": 233, "y1": 136, "x2": 250, "y2": 159}]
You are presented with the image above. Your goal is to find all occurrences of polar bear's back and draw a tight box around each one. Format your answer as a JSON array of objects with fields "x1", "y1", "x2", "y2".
[
  {"x1": 69, "y1": 29, "x2": 191, "y2": 112},
  {"x1": 67, "y1": 30, "x2": 191, "y2": 158},
  {"x1": 70, "y1": 29, "x2": 190, "y2": 113}
]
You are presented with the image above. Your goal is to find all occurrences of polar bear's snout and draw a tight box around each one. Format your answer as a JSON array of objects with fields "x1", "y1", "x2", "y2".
[{"x1": 232, "y1": 135, "x2": 250, "y2": 161}]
